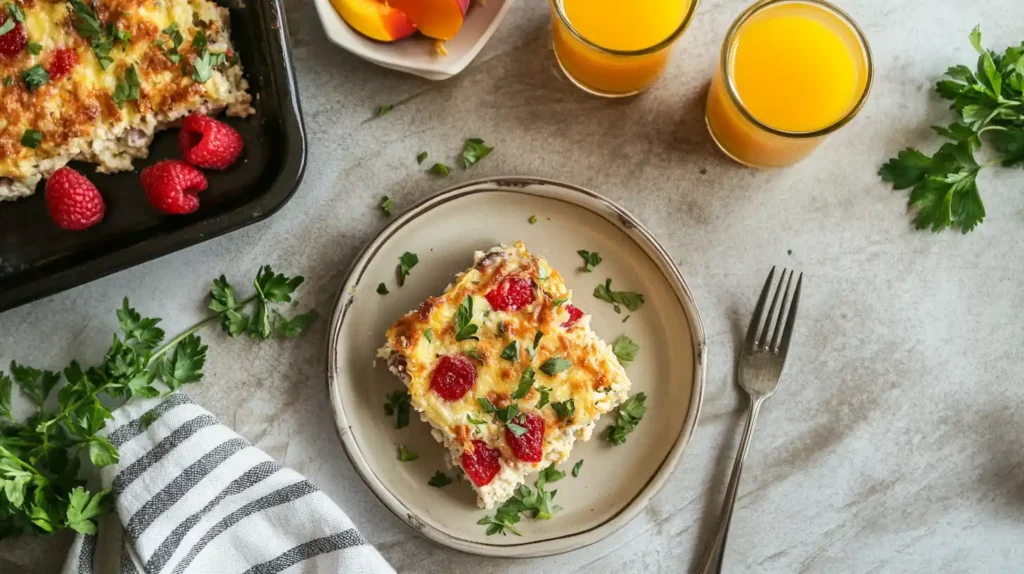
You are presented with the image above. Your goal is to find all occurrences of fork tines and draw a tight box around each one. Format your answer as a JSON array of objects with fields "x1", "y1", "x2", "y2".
[{"x1": 746, "y1": 267, "x2": 802, "y2": 353}]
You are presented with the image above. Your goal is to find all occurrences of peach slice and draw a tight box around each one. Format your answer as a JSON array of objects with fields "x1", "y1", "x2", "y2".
[
  {"x1": 388, "y1": 0, "x2": 470, "y2": 41},
  {"x1": 331, "y1": 0, "x2": 417, "y2": 42}
]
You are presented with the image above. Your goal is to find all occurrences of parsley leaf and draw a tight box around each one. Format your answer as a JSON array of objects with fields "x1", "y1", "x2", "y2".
[
  {"x1": 454, "y1": 296, "x2": 479, "y2": 341},
  {"x1": 505, "y1": 412, "x2": 529, "y2": 437},
  {"x1": 65, "y1": 487, "x2": 109, "y2": 535},
  {"x1": 377, "y1": 283, "x2": 389, "y2": 295},
  {"x1": 532, "y1": 332, "x2": 543, "y2": 349},
  {"x1": 26, "y1": 41, "x2": 41, "y2": 55},
  {"x1": 158, "y1": 23, "x2": 184, "y2": 63},
  {"x1": 398, "y1": 252, "x2": 418, "y2": 286},
  {"x1": 8, "y1": 361, "x2": 60, "y2": 408},
  {"x1": 535, "y1": 385, "x2": 550, "y2": 409},
  {"x1": 551, "y1": 399, "x2": 575, "y2": 420},
  {"x1": 384, "y1": 390, "x2": 411, "y2": 429},
  {"x1": 273, "y1": 310, "x2": 316, "y2": 338},
  {"x1": 3, "y1": 76, "x2": 13, "y2": 87},
  {"x1": 375, "y1": 104, "x2": 393, "y2": 117},
  {"x1": 606, "y1": 392, "x2": 647, "y2": 446},
  {"x1": 551, "y1": 297, "x2": 568, "y2": 307},
  {"x1": 68, "y1": 0, "x2": 119, "y2": 69},
  {"x1": 500, "y1": 341, "x2": 519, "y2": 362},
  {"x1": 428, "y1": 471, "x2": 452, "y2": 487},
  {"x1": 594, "y1": 279, "x2": 645, "y2": 313},
  {"x1": 0, "y1": 19, "x2": 12, "y2": 38},
  {"x1": 477, "y1": 397, "x2": 497, "y2": 413},
  {"x1": 380, "y1": 196, "x2": 393, "y2": 217},
  {"x1": 254, "y1": 266, "x2": 304, "y2": 302},
  {"x1": 535, "y1": 464, "x2": 565, "y2": 491},
  {"x1": 397, "y1": 445, "x2": 418, "y2": 462},
  {"x1": 572, "y1": 459, "x2": 584, "y2": 478},
  {"x1": 156, "y1": 334, "x2": 207, "y2": 392},
  {"x1": 112, "y1": 65, "x2": 140, "y2": 109},
  {"x1": 464, "y1": 348, "x2": 483, "y2": 362},
  {"x1": 495, "y1": 403, "x2": 519, "y2": 424},
  {"x1": 511, "y1": 367, "x2": 535, "y2": 400},
  {"x1": 577, "y1": 250, "x2": 602, "y2": 272},
  {"x1": 467, "y1": 414, "x2": 488, "y2": 425},
  {"x1": 880, "y1": 142, "x2": 986, "y2": 232},
  {"x1": 0, "y1": 372, "x2": 12, "y2": 420},
  {"x1": 462, "y1": 138, "x2": 493, "y2": 168},
  {"x1": 22, "y1": 65, "x2": 48, "y2": 91},
  {"x1": 423, "y1": 328, "x2": 433, "y2": 342},
  {"x1": 528, "y1": 215, "x2": 538, "y2": 225},
  {"x1": 416, "y1": 151, "x2": 428, "y2": 164},
  {"x1": 428, "y1": 163, "x2": 451, "y2": 176},
  {"x1": 6, "y1": 2, "x2": 24, "y2": 23},
  {"x1": 20, "y1": 128, "x2": 42, "y2": 148},
  {"x1": 539, "y1": 358, "x2": 571, "y2": 376},
  {"x1": 209, "y1": 276, "x2": 249, "y2": 338},
  {"x1": 612, "y1": 335, "x2": 639, "y2": 366}
]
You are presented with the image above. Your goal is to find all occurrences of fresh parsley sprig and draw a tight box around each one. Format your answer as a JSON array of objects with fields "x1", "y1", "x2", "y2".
[
  {"x1": 880, "y1": 26, "x2": 1024, "y2": 233},
  {"x1": 478, "y1": 469, "x2": 564, "y2": 535},
  {"x1": 209, "y1": 267, "x2": 315, "y2": 340},
  {"x1": 606, "y1": 392, "x2": 647, "y2": 446}
]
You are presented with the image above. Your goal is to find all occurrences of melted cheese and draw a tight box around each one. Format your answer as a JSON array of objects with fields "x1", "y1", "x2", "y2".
[{"x1": 0, "y1": 0, "x2": 252, "y2": 199}]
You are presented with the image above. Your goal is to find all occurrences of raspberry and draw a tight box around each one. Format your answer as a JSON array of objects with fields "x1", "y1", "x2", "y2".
[
  {"x1": 48, "y1": 48, "x2": 78, "y2": 80},
  {"x1": 504, "y1": 411, "x2": 545, "y2": 463},
  {"x1": 0, "y1": 19, "x2": 26, "y2": 59},
  {"x1": 485, "y1": 278, "x2": 534, "y2": 312},
  {"x1": 178, "y1": 113, "x2": 244, "y2": 170},
  {"x1": 561, "y1": 304, "x2": 584, "y2": 328},
  {"x1": 45, "y1": 167, "x2": 105, "y2": 231},
  {"x1": 461, "y1": 440, "x2": 501, "y2": 487},
  {"x1": 430, "y1": 355, "x2": 476, "y2": 401},
  {"x1": 140, "y1": 160, "x2": 208, "y2": 215}
]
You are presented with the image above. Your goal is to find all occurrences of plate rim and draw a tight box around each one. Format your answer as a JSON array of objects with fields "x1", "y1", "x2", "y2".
[{"x1": 325, "y1": 176, "x2": 706, "y2": 557}]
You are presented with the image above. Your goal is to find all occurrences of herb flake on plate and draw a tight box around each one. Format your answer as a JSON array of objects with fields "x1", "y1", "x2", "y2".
[
  {"x1": 398, "y1": 252, "x2": 418, "y2": 286},
  {"x1": 428, "y1": 471, "x2": 452, "y2": 487},
  {"x1": 606, "y1": 392, "x2": 647, "y2": 446},
  {"x1": 613, "y1": 335, "x2": 639, "y2": 365},
  {"x1": 397, "y1": 445, "x2": 418, "y2": 462},
  {"x1": 594, "y1": 279, "x2": 644, "y2": 313},
  {"x1": 384, "y1": 390, "x2": 411, "y2": 429},
  {"x1": 577, "y1": 250, "x2": 602, "y2": 272}
]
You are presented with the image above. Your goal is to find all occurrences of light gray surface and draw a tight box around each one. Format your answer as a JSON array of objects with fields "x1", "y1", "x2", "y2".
[{"x1": 3, "y1": 0, "x2": 1023, "y2": 572}]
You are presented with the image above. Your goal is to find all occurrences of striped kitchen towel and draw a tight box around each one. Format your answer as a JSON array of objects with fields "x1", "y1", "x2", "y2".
[{"x1": 61, "y1": 393, "x2": 395, "y2": 574}]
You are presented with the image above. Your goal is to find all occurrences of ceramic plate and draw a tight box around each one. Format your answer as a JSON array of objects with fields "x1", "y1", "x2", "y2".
[
  {"x1": 312, "y1": 0, "x2": 514, "y2": 80},
  {"x1": 326, "y1": 177, "x2": 706, "y2": 557}
]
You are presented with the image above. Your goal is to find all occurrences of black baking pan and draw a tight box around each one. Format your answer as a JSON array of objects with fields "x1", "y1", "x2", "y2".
[{"x1": 0, "y1": 0, "x2": 306, "y2": 313}]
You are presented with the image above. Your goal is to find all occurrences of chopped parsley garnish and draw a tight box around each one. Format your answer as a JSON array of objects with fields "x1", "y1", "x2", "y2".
[
  {"x1": 397, "y1": 252, "x2": 418, "y2": 286},
  {"x1": 539, "y1": 357, "x2": 571, "y2": 376},
  {"x1": 112, "y1": 65, "x2": 140, "y2": 109},
  {"x1": 157, "y1": 23, "x2": 184, "y2": 63},
  {"x1": 20, "y1": 128, "x2": 42, "y2": 149},
  {"x1": 397, "y1": 445, "x2": 418, "y2": 462},
  {"x1": 606, "y1": 392, "x2": 647, "y2": 446},
  {"x1": 379, "y1": 196, "x2": 393, "y2": 217},
  {"x1": 551, "y1": 399, "x2": 575, "y2": 420},
  {"x1": 533, "y1": 332, "x2": 543, "y2": 348},
  {"x1": 536, "y1": 464, "x2": 565, "y2": 490},
  {"x1": 21, "y1": 65, "x2": 48, "y2": 91},
  {"x1": 464, "y1": 348, "x2": 483, "y2": 362},
  {"x1": 477, "y1": 397, "x2": 497, "y2": 413},
  {"x1": 416, "y1": 151, "x2": 428, "y2": 164},
  {"x1": 528, "y1": 215, "x2": 538, "y2": 225},
  {"x1": 551, "y1": 297, "x2": 568, "y2": 306},
  {"x1": 577, "y1": 250, "x2": 602, "y2": 272},
  {"x1": 375, "y1": 104, "x2": 393, "y2": 117},
  {"x1": 376, "y1": 283, "x2": 389, "y2": 295},
  {"x1": 461, "y1": 137, "x2": 493, "y2": 168},
  {"x1": 428, "y1": 471, "x2": 452, "y2": 487},
  {"x1": 594, "y1": 279, "x2": 645, "y2": 313},
  {"x1": 383, "y1": 390, "x2": 411, "y2": 429},
  {"x1": 571, "y1": 459, "x2": 584, "y2": 477},
  {"x1": 454, "y1": 296, "x2": 479, "y2": 341},
  {"x1": 0, "y1": 19, "x2": 13, "y2": 37},
  {"x1": 6, "y1": 2, "x2": 24, "y2": 23},
  {"x1": 26, "y1": 41, "x2": 41, "y2": 55},
  {"x1": 505, "y1": 412, "x2": 529, "y2": 437},
  {"x1": 68, "y1": 0, "x2": 124, "y2": 70},
  {"x1": 495, "y1": 403, "x2": 518, "y2": 423},
  {"x1": 535, "y1": 385, "x2": 550, "y2": 409},
  {"x1": 428, "y1": 162, "x2": 451, "y2": 176},
  {"x1": 3, "y1": 76, "x2": 13, "y2": 87},
  {"x1": 537, "y1": 266, "x2": 550, "y2": 281},
  {"x1": 511, "y1": 367, "x2": 535, "y2": 400},
  {"x1": 500, "y1": 341, "x2": 519, "y2": 362},
  {"x1": 478, "y1": 480, "x2": 562, "y2": 535},
  {"x1": 612, "y1": 335, "x2": 639, "y2": 365},
  {"x1": 467, "y1": 414, "x2": 487, "y2": 425},
  {"x1": 114, "y1": 27, "x2": 130, "y2": 49},
  {"x1": 423, "y1": 328, "x2": 433, "y2": 342},
  {"x1": 189, "y1": 29, "x2": 226, "y2": 83}
]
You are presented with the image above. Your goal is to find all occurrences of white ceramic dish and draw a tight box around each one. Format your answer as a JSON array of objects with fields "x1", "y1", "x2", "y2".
[
  {"x1": 311, "y1": 0, "x2": 514, "y2": 80},
  {"x1": 326, "y1": 177, "x2": 706, "y2": 557}
]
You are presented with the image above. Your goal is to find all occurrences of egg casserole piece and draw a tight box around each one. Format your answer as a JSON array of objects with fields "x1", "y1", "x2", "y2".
[
  {"x1": 378, "y1": 242, "x2": 632, "y2": 509},
  {"x1": 0, "y1": 0, "x2": 253, "y2": 200}
]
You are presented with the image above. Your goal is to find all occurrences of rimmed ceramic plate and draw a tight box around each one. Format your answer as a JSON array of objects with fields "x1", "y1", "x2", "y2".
[{"x1": 326, "y1": 177, "x2": 706, "y2": 557}]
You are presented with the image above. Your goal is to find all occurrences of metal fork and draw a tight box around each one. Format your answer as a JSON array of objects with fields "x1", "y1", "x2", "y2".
[{"x1": 697, "y1": 267, "x2": 803, "y2": 574}]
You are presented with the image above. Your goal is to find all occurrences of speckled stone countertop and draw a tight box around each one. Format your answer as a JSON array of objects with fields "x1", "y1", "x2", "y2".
[{"x1": 3, "y1": 1, "x2": 1023, "y2": 572}]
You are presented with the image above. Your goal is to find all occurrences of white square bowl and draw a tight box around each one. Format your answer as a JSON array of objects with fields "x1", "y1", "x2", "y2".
[{"x1": 312, "y1": 0, "x2": 515, "y2": 80}]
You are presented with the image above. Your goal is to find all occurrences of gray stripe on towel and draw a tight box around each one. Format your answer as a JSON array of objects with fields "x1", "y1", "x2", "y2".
[
  {"x1": 76, "y1": 533, "x2": 96, "y2": 574},
  {"x1": 145, "y1": 461, "x2": 281, "y2": 574},
  {"x1": 169, "y1": 480, "x2": 318, "y2": 574},
  {"x1": 108, "y1": 394, "x2": 194, "y2": 448},
  {"x1": 124, "y1": 437, "x2": 249, "y2": 540},
  {"x1": 119, "y1": 532, "x2": 139, "y2": 574},
  {"x1": 111, "y1": 414, "x2": 218, "y2": 495},
  {"x1": 241, "y1": 530, "x2": 368, "y2": 574}
]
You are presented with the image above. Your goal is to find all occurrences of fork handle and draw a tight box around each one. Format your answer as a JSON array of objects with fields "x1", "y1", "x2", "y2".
[{"x1": 696, "y1": 395, "x2": 765, "y2": 574}]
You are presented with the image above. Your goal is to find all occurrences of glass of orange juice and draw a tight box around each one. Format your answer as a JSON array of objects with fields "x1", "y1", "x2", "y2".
[
  {"x1": 550, "y1": 0, "x2": 699, "y2": 97},
  {"x1": 705, "y1": 0, "x2": 873, "y2": 167}
]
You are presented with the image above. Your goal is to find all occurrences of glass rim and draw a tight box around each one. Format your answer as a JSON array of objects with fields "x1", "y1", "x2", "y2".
[
  {"x1": 721, "y1": 0, "x2": 874, "y2": 139},
  {"x1": 550, "y1": 0, "x2": 701, "y2": 57}
]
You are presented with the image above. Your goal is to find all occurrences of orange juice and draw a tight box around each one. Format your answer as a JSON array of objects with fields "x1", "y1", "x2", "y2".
[
  {"x1": 706, "y1": 0, "x2": 872, "y2": 167},
  {"x1": 550, "y1": 0, "x2": 697, "y2": 97}
]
